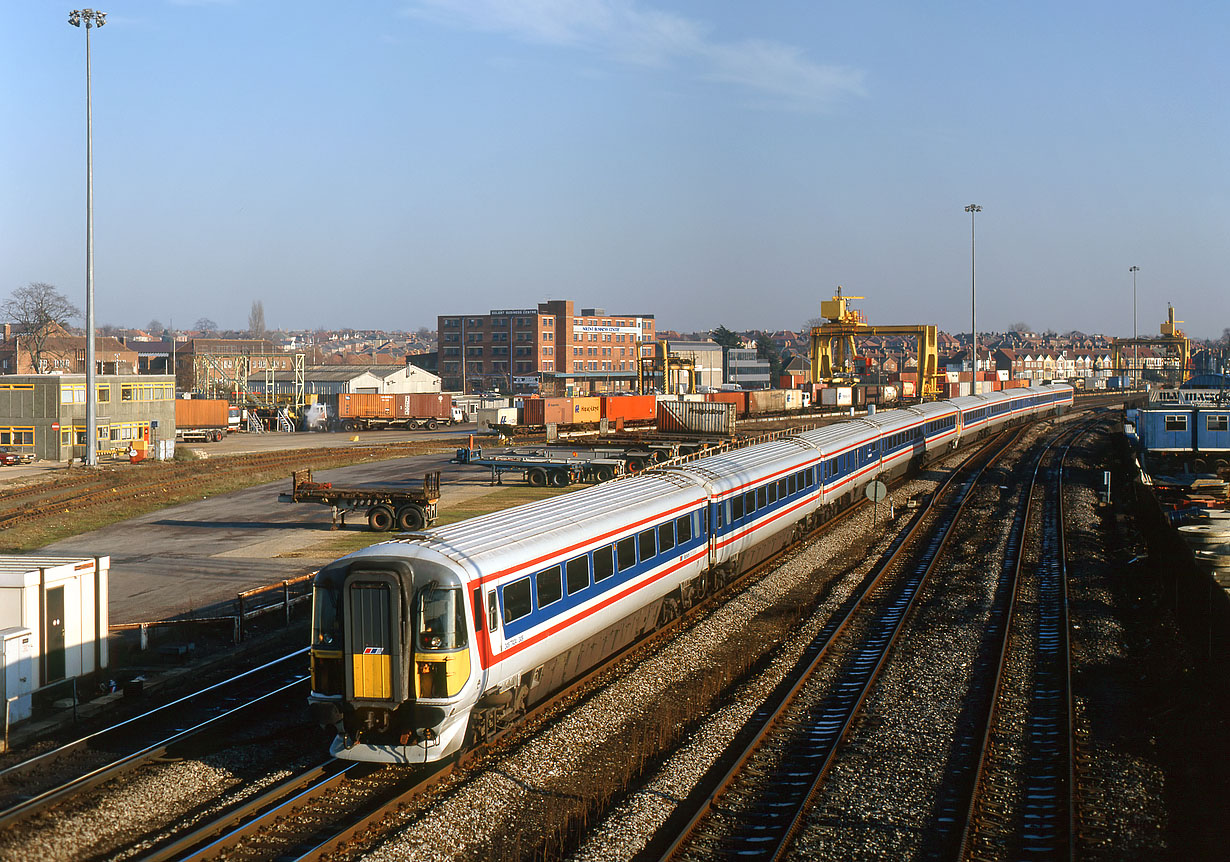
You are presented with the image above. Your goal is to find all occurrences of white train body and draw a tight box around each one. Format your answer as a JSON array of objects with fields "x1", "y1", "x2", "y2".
[{"x1": 308, "y1": 385, "x2": 1073, "y2": 763}]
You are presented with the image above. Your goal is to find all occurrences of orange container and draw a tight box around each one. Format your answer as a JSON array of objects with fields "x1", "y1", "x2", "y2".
[
  {"x1": 174, "y1": 399, "x2": 230, "y2": 428},
  {"x1": 601, "y1": 395, "x2": 657, "y2": 422}
]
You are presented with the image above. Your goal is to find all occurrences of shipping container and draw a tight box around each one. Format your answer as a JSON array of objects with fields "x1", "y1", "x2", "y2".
[
  {"x1": 174, "y1": 399, "x2": 231, "y2": 441},
  {"x1": 747, "y1": 389, "x2": 788, "y2": 415},
  {"x1": 571, "y1": 396, "x2": 601, "y2": 424},
  {"x1": 820, "y1": 387, "x2": 853, "y2": 407},
  {"x1": 900, "y1": 380, "x2": 916, "y2": 398},
  {"x1": 522, "y1": 397, "x2": 573, "y2": 426},
  {"x1": 600, "y1": 395, "x2": 657, "y2": 423},
  {"x1": 656, "y1": 400, "x2": 736, "y2": 435},
  {"x1": 705, "y1": 391, "x2": 748, "y2": 416},
  {"x1": 476, "y1": 407, "x2": 519, "y2": 432},
  {"x1": 394, "y1": 393, "x2": 453, "y2": 422}
]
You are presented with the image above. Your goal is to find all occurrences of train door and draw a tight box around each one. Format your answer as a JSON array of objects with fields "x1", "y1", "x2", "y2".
[{"x1": 342, "y1": 571, "x2": 407, "y2": 708}]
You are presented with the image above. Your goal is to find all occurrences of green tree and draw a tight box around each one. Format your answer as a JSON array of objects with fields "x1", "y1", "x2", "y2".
[{"x1": 710, "y1": 325, "x2": 743, "y2": 350}]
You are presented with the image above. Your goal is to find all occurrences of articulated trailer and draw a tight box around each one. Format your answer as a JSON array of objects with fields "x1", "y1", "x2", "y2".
[
  {"x1": 278, "y1": 469, "x2": 440, "y2": 532},
  {"x1": 452, "y1": 446, "x2": 626, "y2": 487}
]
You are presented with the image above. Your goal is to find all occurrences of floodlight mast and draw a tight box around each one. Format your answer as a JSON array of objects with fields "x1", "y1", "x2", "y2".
[
  {"x1": 69, "y1": 8, "x2": 105, "y2": 465},
  {"x1": 965, "y1": 204, "x2": 982, "y2": 391}
]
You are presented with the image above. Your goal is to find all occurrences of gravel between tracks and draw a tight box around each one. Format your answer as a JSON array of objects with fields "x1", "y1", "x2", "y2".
[{"x1": 354, "y1": 456, "x2": 968, "y2": 862}]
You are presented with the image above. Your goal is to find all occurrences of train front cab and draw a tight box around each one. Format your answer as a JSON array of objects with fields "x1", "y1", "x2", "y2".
[{"x1": 309, "y1": 554, "x2": 476, "y2": 763}]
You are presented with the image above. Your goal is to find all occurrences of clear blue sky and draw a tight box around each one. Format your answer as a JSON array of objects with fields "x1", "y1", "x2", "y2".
[{"x1": 2, "y1": 2, "x2": 1227, "y2": 339}]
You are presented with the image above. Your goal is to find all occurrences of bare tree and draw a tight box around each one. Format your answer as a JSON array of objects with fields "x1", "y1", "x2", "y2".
[
  {"x1": 193, "y1": 317, "x2": 218, "y2": 333},
  {"x1": 147, "y1": 319, "x2": 165, "y2": 335},
  {"x1": 248, "y1": 301, "x2": 266, "y2": 339},
  {"x1": 1009, "y1": 321, "x2": 1032, "y2": 333},
  {"x1": 2, "y1": 282, "x2": 81, "y2": 373}
]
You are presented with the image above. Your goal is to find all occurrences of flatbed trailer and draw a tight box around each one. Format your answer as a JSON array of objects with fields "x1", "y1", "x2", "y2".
[
  {"x1": 452, "y1": 446, "x2": 626, "y2": 486},
  {"x1": 278, "y1": 469, "x2": 441, "y2": 532}
]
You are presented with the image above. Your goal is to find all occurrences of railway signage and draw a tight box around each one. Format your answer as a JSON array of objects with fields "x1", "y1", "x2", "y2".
[{"x1": 865, "y1": 481, "x2": 888, "y2": 503}]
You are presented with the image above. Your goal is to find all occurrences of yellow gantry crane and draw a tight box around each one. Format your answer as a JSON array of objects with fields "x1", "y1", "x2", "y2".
[
  {"x1": 1111, "y1": 305, "x2": 1191, "y2": 385},
  {"x1": 636, "y1": 340, "x2": 698, "y2": 395},
  {"x1": 808, "y1": 287, "x2": 941, "y2": 399}
]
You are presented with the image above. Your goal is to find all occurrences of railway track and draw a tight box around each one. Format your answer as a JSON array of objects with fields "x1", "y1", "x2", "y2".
[
  {"x1": 0, "y1": 650, "x2": 309, "y2": 832},
  {"x1": 637, "y1": 427, "x2": 1024, "y2": 861},
  {"x1": 952, "y1": 421, "x2": 1088, "y2": 860}
]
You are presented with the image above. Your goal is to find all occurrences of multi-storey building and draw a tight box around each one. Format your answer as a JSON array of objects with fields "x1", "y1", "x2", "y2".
[{"x1": 438, "y1": 300, "x2": 655, "y2": 394}]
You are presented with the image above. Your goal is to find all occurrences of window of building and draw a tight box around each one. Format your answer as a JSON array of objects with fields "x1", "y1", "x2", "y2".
[{"x1": 1164, "y1": 414, "x2": 1188, "y2": 432}]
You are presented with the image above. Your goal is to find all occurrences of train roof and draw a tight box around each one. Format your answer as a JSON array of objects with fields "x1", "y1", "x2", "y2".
[
  {"x1": 667, "y1": 437, "x2": 817, "y2": 494},
  {"x1": 376, "y1": 471, "x2": 705, "y2": 581}
]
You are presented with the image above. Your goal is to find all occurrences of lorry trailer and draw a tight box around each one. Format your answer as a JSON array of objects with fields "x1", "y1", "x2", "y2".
[
  {"x1": 452, "y1": 446, "x2": 626, "y2": 486},
  {"x1": 174, "y1": 399, "x2": 237, "y2": 442},
  {"x1": 278, "y1": 469, "x2": 441, "y2": 531}
]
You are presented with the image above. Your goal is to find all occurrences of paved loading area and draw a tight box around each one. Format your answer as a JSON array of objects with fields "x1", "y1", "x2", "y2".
[{"x1": 27, "y1": 448, "x2": 502, "y2": 624}]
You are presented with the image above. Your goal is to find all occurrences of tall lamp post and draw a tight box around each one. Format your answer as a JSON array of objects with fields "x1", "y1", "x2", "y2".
[
  {"x1": 1129, "y1": 265, "x2": 1140, "y2": 389},
  {"x1": 69, "y1": 8, "x2": 105, "y2": 466},
  {"x1": 965, "y1": 204, "x2": 982, "y2": 392}
]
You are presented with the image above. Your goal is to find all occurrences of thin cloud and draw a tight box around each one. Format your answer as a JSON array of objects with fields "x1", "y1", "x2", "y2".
[{"x1": 406, "y1": 0, "x2": 865, "y2": 109}]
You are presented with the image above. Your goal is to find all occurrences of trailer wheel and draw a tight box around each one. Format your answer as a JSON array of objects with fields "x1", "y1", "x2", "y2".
[
  {"x1": 549, "y1": 470, "x2": 569, "y2": 487},
  {"x1": 342, "y1": 420, "x2": 357, "y2": 432},
  {"x1": 426, "y1": 418, "x2": 439, "y2": 430},
  {"x1": 528, "y1": 468, "x2": 547, "y2": 487},
  {"x1": 396, "y1": 506, "x2": 426, "y2": 531},
  {"x1": 367, "y1": 506, "x2": 395, "y2": 532},
  {"x1": 214, "y1": 429, "x2": 224, "y2": 442},
  {"x1": 627, "y1": 457, "x2": 646, "y2": 472},
  {"x1": 595, "y1": 466, "x2": 615, "y2": 482}
]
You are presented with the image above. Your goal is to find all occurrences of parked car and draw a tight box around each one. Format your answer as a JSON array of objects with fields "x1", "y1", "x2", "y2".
[{"x1": 0, "y1": 449, "x2": 34, "y2": 466}]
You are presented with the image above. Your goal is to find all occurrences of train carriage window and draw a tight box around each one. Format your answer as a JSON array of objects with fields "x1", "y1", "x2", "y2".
[
  {"x1": 658, "y1": 521, "x2": 676, "y2": 552},
  {"x1": 503, "y1": 578, "x2": 532, "y2": 623},
  {"x1": 536, "y1": 566, "x2": 563, "y2": 608},
  {"x1": 638, "y1": 528, "x2": 657, "y2": 560},
  {"x1": 767, "y1": 483, "x2": 777, "y2": 504},
  {"x1": 732, "y1": 495, "x2": 744, "y2": 521},
  {"x1": 616, "y1": 537, "x2": 637, "y2": 571},
  {"x1": 566, "y1": 556, "x2": 590, "y2": 595},
  {"x1": 1164, "y1": 415, "x2": 1188, "y2": 432},
  {"x1": 788, "y1": 474, "x2": 797, "y2": 495},
  {"x1": 594, "y1": 546, "x2": 615, "y2": 582},
  {"x1": 1207, "y1": 415, "x2": 1228, "y2": 432},
  {"x1": 778, "y1": 478, "x2": 787, "y2": 499},
  {"x1": 487, "y1": 590, "x2": 498, "y2": 631},
  {"x1": 677, "y1": 513, "x2": 692, "y2": 543},
  {"x1": 756, "y1": 487, "x2": 767, "y2": 509}
]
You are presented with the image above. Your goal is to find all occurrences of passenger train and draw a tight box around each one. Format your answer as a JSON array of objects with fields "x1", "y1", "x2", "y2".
[{"x1": 308, "y1": 384, "x2": 1074, "y2": 763}]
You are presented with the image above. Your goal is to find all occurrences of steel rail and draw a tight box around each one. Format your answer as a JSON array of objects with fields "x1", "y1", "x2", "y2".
[
  {"x1": 953, "y1": 419, "x2": 1091, "y2": 860},
  {"x1": 642, "y1": 427, "x2": 1023, "y2": 862},
  {"x1": 0, "y1": 647, "x2": 307, "y2": 785},
  {"x1": 157, "y1": 761, "x2": 362, "y2": 862},
  {"x1": 0, "y1": 676, "x2": 307, "y2": 830}
]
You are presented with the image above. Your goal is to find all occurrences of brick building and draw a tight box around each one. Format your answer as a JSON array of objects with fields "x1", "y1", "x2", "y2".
[
  {"x1": 0, "y1": 333, "x2": 138, "y2": 375},
  {"x1": 438, "y1": 300, "x2": 655, "y2": 395}
]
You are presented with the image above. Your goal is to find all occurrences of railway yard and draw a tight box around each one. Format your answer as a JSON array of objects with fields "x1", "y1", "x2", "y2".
[{"x1": 0, "y1": 401, "x2": 1226, "y2": 861}]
